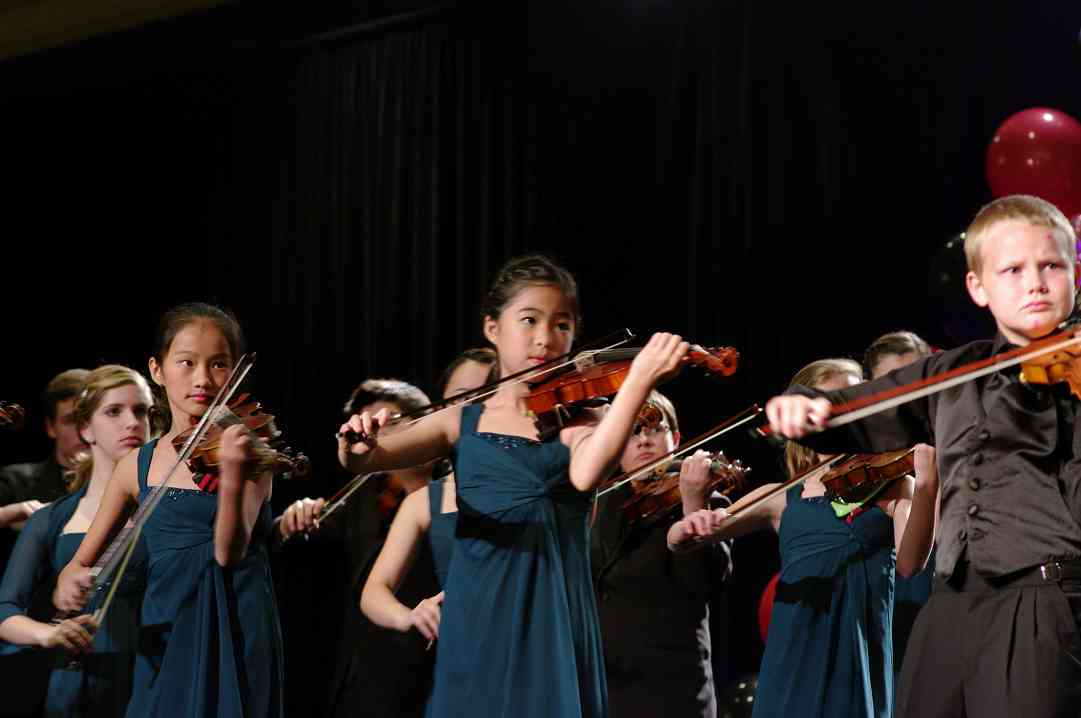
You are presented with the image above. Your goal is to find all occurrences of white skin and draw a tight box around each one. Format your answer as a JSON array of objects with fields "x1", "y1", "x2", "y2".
[
  {"x1": 338, "y1": 284, "x2": 687, "y2": 629},
  {"x1": 0, "y1": 382, "x2": 151, "y2": 652},
  {"x1": 670, "y1": 372, "x2": 940, "y2": 578},
  {"x1": 46, "y1": 398, "x2": 86, "y2": 469},
  {"x1": 54, "y1": 320, "x2": 270, "y2": 614},
  {"x1": 764, "y1": 220, "x2": 1079, "y2": 441},
  {"x1": 358, "y1": 359, "x2": 491, "y2": 641}
]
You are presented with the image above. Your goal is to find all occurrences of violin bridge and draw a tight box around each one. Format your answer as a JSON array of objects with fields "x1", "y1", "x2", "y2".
[{"x1": 573, "y1": 353, "x2": 597, "y2": 372}]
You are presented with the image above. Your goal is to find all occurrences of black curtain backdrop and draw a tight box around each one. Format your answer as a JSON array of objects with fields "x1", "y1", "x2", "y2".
[{"x1": 2, "y1": 0, "x2": 1081, "y2": 711}]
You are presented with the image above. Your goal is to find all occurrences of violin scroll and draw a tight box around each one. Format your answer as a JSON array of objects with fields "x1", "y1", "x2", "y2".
[{"x1": 0, "y1": 401, "x2": 25, "y2": 431}]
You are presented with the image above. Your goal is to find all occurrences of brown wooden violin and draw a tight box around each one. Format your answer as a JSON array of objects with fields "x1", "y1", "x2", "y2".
[
  {"x1": 820, "y1": 448, "x2": 915, "y2": 504},
  {"x1": 620, "y1": 452, "x2": 748, "y2": 530},
  {"x1": 0, "y1": 401, "x2": 25, "y2": 431},
  {"x1": 525, "y1": 345, "x2": 739, "y2": 439},
  {"x1": 172, "y1": 393, "x2": 310, "y2": 492}
]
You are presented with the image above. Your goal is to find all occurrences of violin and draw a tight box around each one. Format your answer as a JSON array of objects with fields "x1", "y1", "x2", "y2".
[
  {"x1": 820, "y1": 448, "x2": 915, "y2": 504},
  {"x1": 172, "y1": 393, "x2": 310, "y2": 493},
  {"x1": 525, "y1": 345, "x2": 739, "y2": 440},
  {"x1": 0, "y1": 401, "x2": 25, "y2": 430},
  {"x1": 760, "y1": 324, "x2": 1081, "y2": 436},
  {"x1": 620, "y1": 452, "x2": 748, "y2": 530},
  {"x1": 338, "y1": 329, "x2": 639, "y2": 446}
]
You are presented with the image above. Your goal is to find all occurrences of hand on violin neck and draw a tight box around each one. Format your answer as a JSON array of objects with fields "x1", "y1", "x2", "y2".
[
  {"x1": 912, "y1": 444, "x2": 938, "y2": 493},
  {"x1": 679, "y1": 450, "x2": 714, "y2": 515},
  {"x1": 764, "y1": 394, "x2": 832, "y2": 439},
  {"x1": 216, "y1": 424, "x2": 258, "y2": 492},
  {"x1": 625, "y1": 333, "x2": 690, "y2": 390}
]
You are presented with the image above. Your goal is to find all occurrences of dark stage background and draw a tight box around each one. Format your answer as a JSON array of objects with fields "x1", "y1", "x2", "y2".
[{"x1": 1, "y1": 1, "x2": 1080, "y2": 713}]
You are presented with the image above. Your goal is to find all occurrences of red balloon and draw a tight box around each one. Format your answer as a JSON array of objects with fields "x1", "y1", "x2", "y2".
[
  {"x1": 757, "y1": 572, "x2": 780, "y2": 645},
  {"x1": 986, "y1": 108, "x2": 1081, "y2": 217}
]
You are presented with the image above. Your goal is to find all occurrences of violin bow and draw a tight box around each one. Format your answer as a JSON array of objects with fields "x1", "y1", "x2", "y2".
[
  {"x1": 597, "y1": 405, "x2": 763, "y2": 498},
  {"x1": 337, "y1": 329, "x2": 636, "y2": 444},
  {"x1": 664, "y1": 333, "x2": 1081, "y2": 554},
  {"x1": 811, "y1": 326, "x2": 1081, "y2": 432},
  {"x1": 291, "y1": 472, "x2": 376, "y2": 536},
  {"x1": 88, "y1": 353, "x2": 256, "y2": 623},
  {"x1": 322, "y1": 332, "x2": 639, "y2": 534}
]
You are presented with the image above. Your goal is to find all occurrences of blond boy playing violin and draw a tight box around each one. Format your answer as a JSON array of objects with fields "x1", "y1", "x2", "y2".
[{"x1": 676, "y1": 195, "x2": 1081, "y2": 718}]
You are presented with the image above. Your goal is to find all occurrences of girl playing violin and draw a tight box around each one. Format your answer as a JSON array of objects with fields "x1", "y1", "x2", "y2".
[
  {"x1": 669, "y1": 358, "x2": 939, "y2": 718},
  {"x1": 0, "y1": 364, "x2": 152, "y2": 717},
  {"x1": 54, "y1": 302, "x2": 284, "y2": 717},
  {"x1": 590, "y1": 390, "x2": 733, "y2": 718},
  {"x1": 339, "y1": 254, "x2": 689, "y2": 718}
]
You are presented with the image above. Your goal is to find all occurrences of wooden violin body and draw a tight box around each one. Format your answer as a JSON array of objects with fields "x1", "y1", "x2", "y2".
[
  {"x1": 619, "y1": 452, "x2": 748, "y2": 530},
  {"x1": 172, "y1": 393, "x2": 309, "y2": 492},
  {"x1": 526, "y1": 345, "x2": 739, "y2": 440},
  {"x1": 821, "y1": 448, "x2": 915, "y2": 504}
]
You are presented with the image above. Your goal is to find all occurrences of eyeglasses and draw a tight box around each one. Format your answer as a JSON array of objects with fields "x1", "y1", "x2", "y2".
[{"x1": 632, "y1": 422, "x2": 671, "y2": 438}]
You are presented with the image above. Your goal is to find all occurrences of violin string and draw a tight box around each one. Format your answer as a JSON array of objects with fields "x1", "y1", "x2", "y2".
[
  {"x1": 89, "y1": 353, "x2": 256, "y2": 622},
  {"x1": 597, "y1": 405, "x2": 762, "y2": 497},
  {"x1": 828, "y1": 331, "x2": 1081, "y2": 429},
  {"x1": 336, "y1": 330, "x2": 635, "y2": 442}
]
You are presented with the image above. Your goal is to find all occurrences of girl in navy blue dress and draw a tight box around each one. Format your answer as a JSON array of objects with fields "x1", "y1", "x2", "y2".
[
  {"x1": 54, "y1": 303, "x2": 283, "y2": 718},
  {"x1": 0, "y1": 364, "x2": 152, "y2": 717},
  {"x1": 339, "y1": 255, "x2": 689, "y2": 718},
  {"x1": 669, "y1": 358, "x2": 940, "y2": 718}
]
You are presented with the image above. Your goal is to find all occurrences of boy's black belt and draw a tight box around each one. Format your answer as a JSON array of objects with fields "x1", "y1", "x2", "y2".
[
  {"x1": 1035, "y1": 560, "x2": 1081, "y2": 582},
  {"x1": 938, "y1": 558, "x2": 1081, "y2": 593}
]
